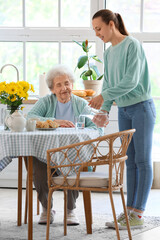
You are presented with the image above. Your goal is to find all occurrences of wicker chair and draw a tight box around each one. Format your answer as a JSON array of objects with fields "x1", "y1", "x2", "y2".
[{"x1": 46, "y1": 129, "x2": 135, "y2": 240}]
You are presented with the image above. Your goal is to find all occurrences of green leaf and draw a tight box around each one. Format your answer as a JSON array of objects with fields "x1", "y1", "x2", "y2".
[
  {"x1": 97, "y1": 74, "x2": 104, "y2": 80},
  {"x1": 92, "y1": 55, "x2": 103, "y2": 63},
  {"x1": 84, "y1": 69, "x2": 92, "y2": 76},
  {"x1": 90, "y1": 65, "x2": 100, "y2": 76},
  {"x1": 82, "y1": 41, "x2": 88, "y2": 52},
  {"x1": 80, "y1": 70, "x2": 87, "y2": 78},
  {"x1": 77, "y1": 56, "x2": 88, "y2": 69},
  {"x1": 73, "y1": 40, "x2": 83, "y2": 47},
  {"x1": 82, "y1": 74, "x2": 88, "y2": 80},
  {"x1": 90, "y1": 67, "x2": 98, "y2": 80}
]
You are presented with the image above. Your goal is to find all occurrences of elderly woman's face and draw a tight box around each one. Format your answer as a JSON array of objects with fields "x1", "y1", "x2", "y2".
[{"x1": 51, "y1": 74, "x2": 73, "y2": 103}]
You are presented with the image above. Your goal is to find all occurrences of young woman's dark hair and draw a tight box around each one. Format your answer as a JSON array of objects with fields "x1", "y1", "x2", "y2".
[{"x1": 92, "y1": 9, "x2": 129, "y2": 36}]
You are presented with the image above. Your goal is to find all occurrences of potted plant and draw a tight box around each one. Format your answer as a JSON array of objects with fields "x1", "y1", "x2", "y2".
[{"x1": 73, "y1": 39, "x2": 104, "y2": 95}]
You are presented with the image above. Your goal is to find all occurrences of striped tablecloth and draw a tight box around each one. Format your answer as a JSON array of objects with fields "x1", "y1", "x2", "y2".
[{"x1": 0, "y1": 126, "x2": 100, "y2": 173}]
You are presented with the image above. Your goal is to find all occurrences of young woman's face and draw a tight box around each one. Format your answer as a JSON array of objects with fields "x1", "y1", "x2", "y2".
[{"x1": 92, "y1": 17, "x2": 113, "y2": 43}]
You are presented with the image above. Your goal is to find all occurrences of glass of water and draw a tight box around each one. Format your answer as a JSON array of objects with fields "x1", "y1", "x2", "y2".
[
  {"x1": 75, "y1": 115, "x2": 85, "y2": 129},
  {"x1": 80, "y1": 105, "x2": 109, "y2": 127}
]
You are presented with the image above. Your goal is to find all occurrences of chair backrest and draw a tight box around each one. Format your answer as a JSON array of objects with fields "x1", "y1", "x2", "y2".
[{"x1": 47, "y1": 129, "x2": 135, "y2": 190}]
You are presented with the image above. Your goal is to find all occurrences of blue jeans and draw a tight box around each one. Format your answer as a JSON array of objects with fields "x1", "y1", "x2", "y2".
[{"x1": 118, "y1": 99, "x2": 156, "y2": 211}]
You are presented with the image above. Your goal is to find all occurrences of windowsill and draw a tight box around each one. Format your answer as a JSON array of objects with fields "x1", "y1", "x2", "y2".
[{"x1": 23, "y1": 98, "x2": 38, "y2": 104}]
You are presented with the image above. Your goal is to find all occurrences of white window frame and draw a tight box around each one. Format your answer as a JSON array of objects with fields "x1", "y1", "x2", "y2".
[
  {"x1": 0, "y1": 0, "x2": 105, "y2": 87},
  {"x1": 1, "y1": 0, "x2": 160, "y2": 98}
]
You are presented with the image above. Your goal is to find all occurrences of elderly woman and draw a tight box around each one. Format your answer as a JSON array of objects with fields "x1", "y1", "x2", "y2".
[{"x1": 27, "y1": 64, "x2": 101, "y2": 226}]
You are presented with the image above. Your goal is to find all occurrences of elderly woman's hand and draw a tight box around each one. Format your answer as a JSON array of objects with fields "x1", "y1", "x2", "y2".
[
  {"x1": 89, "y1": 94, "x2": 104, "y2": 109},
  {"x1": 54, "y1": 119, "x2": 75, "y2": 128}
]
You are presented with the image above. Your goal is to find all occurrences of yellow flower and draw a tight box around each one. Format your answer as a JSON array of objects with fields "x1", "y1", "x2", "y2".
[
  {"x1": 18, "y1": 81, "x2": 30, "y2": 92},
  {"x1": 30, "y1": 84, "x2": 35, "y2": 92},
  {"x1": 0, "y1": 80, "x2": 35, "y2": 108},
  {"x1": 23, "y1": 92, "x2": 29, "y2": 100},
  {"x1": 0, "y1": 82, "x2": 6, "y2": 93},
  {"x1": 9, "y1": 95, "x2": 17, "y2": 102},
  {"x1": 16, "y1": 85, "x2": 25, "y2": 98},
  {"x1": 6, "y1": 82, "x2": 18, "y2": 95}
]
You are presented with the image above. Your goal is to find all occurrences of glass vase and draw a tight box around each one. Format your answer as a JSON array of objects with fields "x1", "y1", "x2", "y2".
[{"x1": 4, "y1": 105, "x2": 21, "y2": 130}]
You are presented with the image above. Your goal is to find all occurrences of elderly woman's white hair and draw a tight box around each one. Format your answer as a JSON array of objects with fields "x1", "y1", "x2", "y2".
[{"x1": 45, "y1": 64, "x2": 75, "y2": 90}]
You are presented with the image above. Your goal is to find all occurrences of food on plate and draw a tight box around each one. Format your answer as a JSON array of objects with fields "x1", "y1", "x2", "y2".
[
  {"x1": 72, "y1": 89, "x2": 95, "y2": 97},
  {"x1": 36, "y1": 120, "x2": 59, "y2": 129},
  {"x1": 46, "y1": 119, "x2": 59, "y2": 128},
  {"x1": 84, "y1": 89, "x2": 95, "y2": 96},
  {"x1": 72, "y1": 90, "x2": 87, "y2": 97},
  {"x1": 36, "y1": 120, "x2": 43, "y2": 128}
]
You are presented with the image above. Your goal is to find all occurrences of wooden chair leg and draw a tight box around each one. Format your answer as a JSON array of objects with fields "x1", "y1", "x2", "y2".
[
  {"x1": 28, "y1": 156, "x2": 33, "y2": 240},
  {"x1": 83, "y1": 190, "x2": 92, "y2": 234},
  {"x1": 37, "y1": 192, "x2": 40, "y2": 215},
  {"x1": 17, "y1": 156, "x2": 23, "y2": 226},
  {"x1": 24, "y1": 157, "x2": 40, "y2": 224},
  {"x1": 24, "y1": 173, "x2": 28, "y2": 224},
  {"x1": 64, "y1": 190, "x2": 67, "y2": 236},
  {"x1": 46, "y1": 189, "x2": 53, "y2": 240},
  {"x1": 120, "y1": 188, "x2": 132, "y2": 240},
  {"x1": 109, "y1": 191, "x2": 120, "y2": 240},
  {"x1": 24, "y1": 157, "x2": 28, "y2": 224}
]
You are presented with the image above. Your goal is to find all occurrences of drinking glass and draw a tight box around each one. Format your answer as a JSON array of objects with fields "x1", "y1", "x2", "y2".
[
  {"x1": 75, "y1": 115, "x2": 85, "y2": 129},
  {"x1": 81, "y1": 105, "x2": 109, "y2": 127}
]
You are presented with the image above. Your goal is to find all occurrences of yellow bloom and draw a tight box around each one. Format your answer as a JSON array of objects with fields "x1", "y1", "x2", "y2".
[
  {"x1": 23, "y1": 92, "x2": 29, "y2": 100},
  {"x1": 30, "y1": 84, "x2": 35, "y2": 92},
  {"x1": 6, "y1": 82, "x2": 18, "y2": 95},
  {"x1": 16, "y1": 85, "x2": 24, "y2": 97},
  {"x1": 9, "y1": 95, "x2": 17, "y2": 102},
  {"x1": 0, "y1": 82, "x2": 6, "y2": 93},
  {"x1": 0, "y1": 80, "x2": 35, "y2": 108},
  {"x1": 18, "y1": 81, "x2": 30, "y2": 92}
]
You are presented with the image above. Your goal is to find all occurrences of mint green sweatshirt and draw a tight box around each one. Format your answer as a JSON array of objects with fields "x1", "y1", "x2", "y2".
[{"x1": 101, "y1": 36, "x2": 151, "y2": 112}]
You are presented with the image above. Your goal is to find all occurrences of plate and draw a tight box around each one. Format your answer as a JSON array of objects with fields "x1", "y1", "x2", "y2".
[{"x1": 36, "y1": 128, "x2": 57, "y2": 131}]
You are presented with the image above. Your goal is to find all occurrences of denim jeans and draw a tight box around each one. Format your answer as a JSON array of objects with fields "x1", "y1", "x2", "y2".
[{"x1": 118, "y1": 99, "x2": 156, "y2": 211}]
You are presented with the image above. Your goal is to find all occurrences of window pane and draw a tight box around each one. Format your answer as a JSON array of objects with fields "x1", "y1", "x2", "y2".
[
  {"x1": 143, "y1": 43, "x2": 160, "y2": 158},
  {"x1": 26, "y1": 0, "x2": 58, "y2": 27},
  {"x1": 105, "y1": 0, "x2": 140, "y2": 32},
  {"x1": 0, "y1": 0, "x2": 22, "y2": 27},
  {"x1": 26, "y1": 42, "x2": 59, "y2": 95},
  {"x1": 143, "y1": 43, "x2": 160, "y2": 97},
  {"x1": 144, "y1": 0, "x2": 160, "y2": 32},
  {"x1": 61, "y1": 0, "x2": 90, "y2": 27},
  {"x1": 61, "y1": 42, "x2": 96, "y2": 89},
  {"x1": 0, "y1": 42, "x2": 23, "y2": 82}
]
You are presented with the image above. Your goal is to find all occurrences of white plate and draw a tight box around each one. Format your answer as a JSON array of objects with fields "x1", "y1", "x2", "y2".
[{"x1": 36, "y1": 128, "x2": 57, "y2": 131}]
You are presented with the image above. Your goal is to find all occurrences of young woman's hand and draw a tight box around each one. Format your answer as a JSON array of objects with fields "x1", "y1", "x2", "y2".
[
  {"x1": 92, "y1": 112, "x2": 109, "y2": 127},
  {"x1": 89, "y1": 94, "x2": 104, "y2": 109}
]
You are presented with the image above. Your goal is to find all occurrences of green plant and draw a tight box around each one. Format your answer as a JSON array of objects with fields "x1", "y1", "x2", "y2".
[{"x1": 73, "y1": 40, "x2": 104, "y2": 80}]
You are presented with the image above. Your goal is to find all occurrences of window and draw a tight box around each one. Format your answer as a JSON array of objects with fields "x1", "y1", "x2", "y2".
[{"x1": 0, "y1": 0, "x2": 104, "y2": 94}]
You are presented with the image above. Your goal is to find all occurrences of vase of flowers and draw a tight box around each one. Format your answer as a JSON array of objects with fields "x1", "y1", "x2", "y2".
[
  {"x1": 73, "y1": 39, "x2": 104, "y2": 96},
  {"x1": 0, "y1": 81, "x2": 35, "y2": 130}
]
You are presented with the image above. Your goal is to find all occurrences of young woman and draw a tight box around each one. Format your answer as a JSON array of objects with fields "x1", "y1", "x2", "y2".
[{"x1": 89, "y1": 9, "x2": 156, "y2": 229}]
